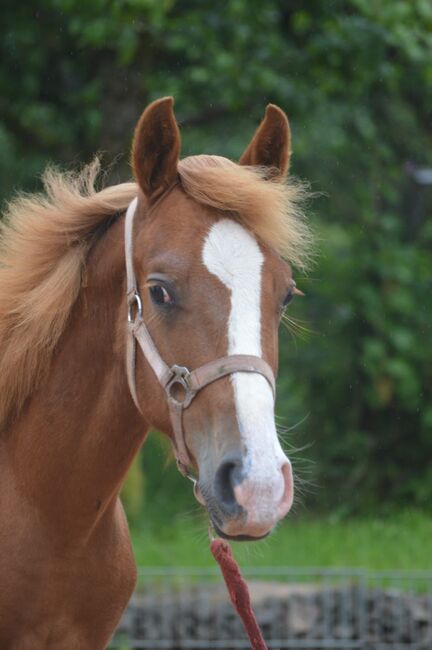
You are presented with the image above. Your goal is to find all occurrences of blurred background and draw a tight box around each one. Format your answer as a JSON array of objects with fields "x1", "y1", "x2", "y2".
[{"x1": 1, "y1": 0, "x2": 431, "y2": 575}]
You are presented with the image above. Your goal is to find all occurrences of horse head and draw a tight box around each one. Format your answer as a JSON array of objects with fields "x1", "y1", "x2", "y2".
[{"x1": 127, "y1": 97, "x2": 310, "y2": 541}]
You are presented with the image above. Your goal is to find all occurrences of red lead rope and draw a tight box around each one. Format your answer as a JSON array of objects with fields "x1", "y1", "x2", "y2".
[{"x1": 210, "y1": 538, "x2": 268, "y2": 650}]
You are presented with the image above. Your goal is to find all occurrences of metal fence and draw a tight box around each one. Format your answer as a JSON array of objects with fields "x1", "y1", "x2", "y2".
[{"x1": 111, "y1": 567, "x2": 432, "y2": 650}]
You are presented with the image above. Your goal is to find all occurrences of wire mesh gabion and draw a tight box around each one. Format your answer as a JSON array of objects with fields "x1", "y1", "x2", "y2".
[{"x1": 111, "y1": 567, "x2": 432, "y2": 650}]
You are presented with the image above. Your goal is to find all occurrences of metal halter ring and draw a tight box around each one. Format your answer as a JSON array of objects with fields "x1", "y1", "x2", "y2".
[
  {"x1": 127, "y1": 291, "x2": 143, "y2": 324},
  {"x1": 166, "y1": 365, "x2": 196, "y2": 408}
]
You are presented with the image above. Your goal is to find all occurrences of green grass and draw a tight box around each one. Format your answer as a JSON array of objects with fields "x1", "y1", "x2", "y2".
[{"x1": 131, "y1": 510, "x2": 432, "y2": 571}]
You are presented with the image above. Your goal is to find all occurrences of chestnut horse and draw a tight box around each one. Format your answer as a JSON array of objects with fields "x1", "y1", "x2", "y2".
[{"x1": 0, "y1": 98, "x2": 312, "y2": 649}]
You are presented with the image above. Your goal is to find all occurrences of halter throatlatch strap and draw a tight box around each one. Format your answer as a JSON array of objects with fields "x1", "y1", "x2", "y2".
[{"x1": 124, "y1": 196, "x2": 276, "y2": 477}]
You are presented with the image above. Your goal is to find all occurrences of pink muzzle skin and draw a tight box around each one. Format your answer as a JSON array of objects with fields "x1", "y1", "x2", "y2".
[{"x1": 222, "y1": 461, "x2": 293, "y2": 538}]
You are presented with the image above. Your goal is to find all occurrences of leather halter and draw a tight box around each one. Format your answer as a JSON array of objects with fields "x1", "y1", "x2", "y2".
[{"x1": 124, "y1": 195, "x2": 276, "y2": 478}]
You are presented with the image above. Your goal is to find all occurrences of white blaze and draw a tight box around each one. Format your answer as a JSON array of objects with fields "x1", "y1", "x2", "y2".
[{"x1": 202, "y1": 219, "x2": 288, "y2": 514}]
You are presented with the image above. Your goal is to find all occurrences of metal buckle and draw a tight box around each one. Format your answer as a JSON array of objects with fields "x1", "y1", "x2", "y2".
[
  {"x1": 127, "y1": 291, "x2": 143, "y2": 324},
  {"x1": 166, "y1": 364, "x2": 195, "y2": 407}
]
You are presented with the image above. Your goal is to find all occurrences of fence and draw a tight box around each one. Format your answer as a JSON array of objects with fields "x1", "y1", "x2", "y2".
[{"x1": 111, "y1": 567, "x2": 432, "y2": 650}]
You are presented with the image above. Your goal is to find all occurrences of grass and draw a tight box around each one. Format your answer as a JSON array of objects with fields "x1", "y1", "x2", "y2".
[{"x1": 131, "y1": 509, "x2": 432, "y2": 571}]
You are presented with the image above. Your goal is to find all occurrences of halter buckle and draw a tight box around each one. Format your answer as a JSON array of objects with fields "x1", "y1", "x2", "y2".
[
  {"x1": 166, "y1": 364, "x2": 196, "y2": 407},
  {"x1": 127, "y1": 291, "x2": 143, "y2": 324}
]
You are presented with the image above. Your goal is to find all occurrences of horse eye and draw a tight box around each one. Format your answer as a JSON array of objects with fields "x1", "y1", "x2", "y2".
[
  {"x1": 149, "y1": 285, "x2": 173, "y2": 306},
  {"x1": 282, "y1": 290, "x2": 294, "y2": 308}
]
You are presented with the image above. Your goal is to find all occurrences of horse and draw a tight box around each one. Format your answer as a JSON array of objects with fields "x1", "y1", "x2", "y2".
[{"x1": 0, "y1": 97, "x2": 312, "y2": 649}]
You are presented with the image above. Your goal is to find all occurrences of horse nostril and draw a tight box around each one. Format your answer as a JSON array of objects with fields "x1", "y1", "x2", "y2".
[{"x1": 214, "y1": 454, "x2": 244, "y2": 515}]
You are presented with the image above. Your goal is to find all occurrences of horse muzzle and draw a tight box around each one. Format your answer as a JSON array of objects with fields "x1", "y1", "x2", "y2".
[{"x1": 196, "y1": 452, "x2": 294, "y2": 541}]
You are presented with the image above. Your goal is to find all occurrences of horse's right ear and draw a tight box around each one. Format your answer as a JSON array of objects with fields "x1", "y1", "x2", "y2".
[{"x1": 132, "y1": 97, "x2": 180, "y2": 203}]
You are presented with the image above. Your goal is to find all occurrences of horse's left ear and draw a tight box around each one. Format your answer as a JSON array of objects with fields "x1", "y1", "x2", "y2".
[
  {"x1": 132, "y1": 96, "x2": 180, "y2": 203},
  {"x1": 239, "y1": 104, "x2": 291, "y2": 178}
]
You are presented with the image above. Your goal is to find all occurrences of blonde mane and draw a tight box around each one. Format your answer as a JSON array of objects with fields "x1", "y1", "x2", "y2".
[
  {"x1": 0, "y1": 155, "x2": 312, "y2": 429},
  {"x1": 0, "y1": 160, "x2": 136, "y2": 429}
]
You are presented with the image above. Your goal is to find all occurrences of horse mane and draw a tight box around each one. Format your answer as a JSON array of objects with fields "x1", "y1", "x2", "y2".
[
  {"x1": 0, "y1": 160, "x2": 136, "y2": 429},
  {"x1": 0, "y1": 155, "x2": 312, "y2": 430}
]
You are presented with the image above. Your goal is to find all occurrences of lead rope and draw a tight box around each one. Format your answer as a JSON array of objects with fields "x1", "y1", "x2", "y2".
[{"x1": 209, "y1": 530, "x2": 269, "y2": 650}]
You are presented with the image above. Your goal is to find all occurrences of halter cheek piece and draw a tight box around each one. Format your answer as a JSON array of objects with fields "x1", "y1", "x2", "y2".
[{"x1": 124, "y1": 196, "x2": 276, "y2": 480}]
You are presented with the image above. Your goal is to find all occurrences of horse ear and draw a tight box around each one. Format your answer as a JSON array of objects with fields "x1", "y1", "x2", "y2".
[
  {"x1": 132, "y1": 97, "x2": 180, "y2": 202},
  {"x1": 239, "y1": 104, "x2": 291, "y2": 178}
]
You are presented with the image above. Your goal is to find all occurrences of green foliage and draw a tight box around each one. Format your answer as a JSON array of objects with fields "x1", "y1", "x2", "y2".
[
  {"x1": 1, "y1": 0, "x2": 431, "y2": 515},
  {"x1": 279, "y1": 207, "x2": 432, "y2": 513}
]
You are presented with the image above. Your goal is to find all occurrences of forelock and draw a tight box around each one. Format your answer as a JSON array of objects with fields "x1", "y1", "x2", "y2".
[{"x1": 178, "y1": 155, "x2": 314, "y2": 270}]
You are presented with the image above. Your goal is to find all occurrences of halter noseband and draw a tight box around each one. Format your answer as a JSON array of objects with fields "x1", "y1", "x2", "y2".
[{"x1": 124, "y1": 196, "x2": 276, "y2": 478}]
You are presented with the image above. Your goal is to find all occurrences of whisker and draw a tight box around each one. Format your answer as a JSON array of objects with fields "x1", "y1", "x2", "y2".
[
  {"x1": 281, "y1": 313, "x2": 316, "y2": 340},
  {"x1": 280, "y1": 318, "x2": 300, "y2": 348},
  {"x1": 276, "y1": 412, "x2": 311, "y2": 435}
]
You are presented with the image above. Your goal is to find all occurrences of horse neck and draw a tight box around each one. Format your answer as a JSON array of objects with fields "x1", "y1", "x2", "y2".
[{"x1": 8, "y1": 215, "x2": 146, "y2": 540}]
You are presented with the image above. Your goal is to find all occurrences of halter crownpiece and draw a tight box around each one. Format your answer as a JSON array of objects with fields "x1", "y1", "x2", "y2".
[{"x1": 124, "y1": 195, "x2": 276, "y2": 479}]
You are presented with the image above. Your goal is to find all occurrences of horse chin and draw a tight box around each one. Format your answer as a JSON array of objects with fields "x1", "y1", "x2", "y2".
[{"x1": 212, "y1": 522, "x2": 271, "y2": 543}]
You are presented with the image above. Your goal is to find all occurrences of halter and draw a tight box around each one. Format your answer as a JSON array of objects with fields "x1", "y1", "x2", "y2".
[{"x1": 124, "y1": 195, "x2": 276, "y2": 479}]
